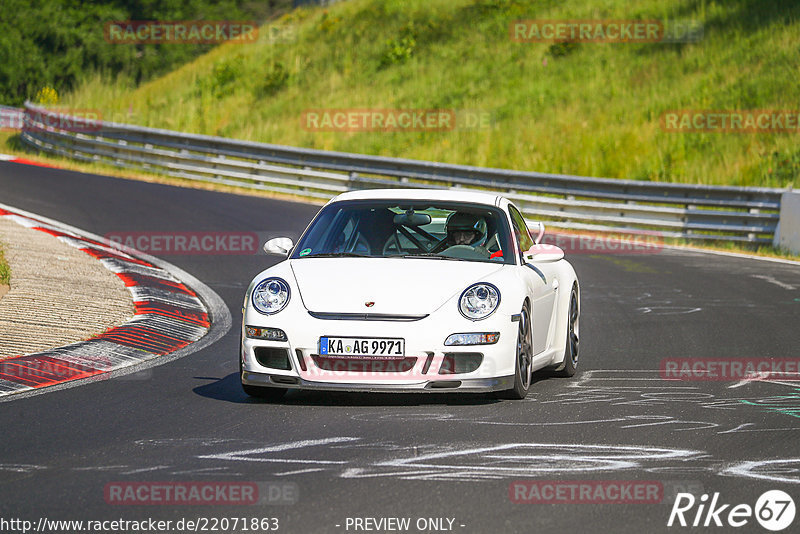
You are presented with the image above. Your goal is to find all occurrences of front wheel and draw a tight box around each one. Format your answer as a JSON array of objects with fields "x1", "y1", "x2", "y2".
[
  {"x1": 497, "y1": 302, "x2": 533, "y2": 400},
  {"x1": 554, "y1": 286, "x2": 579, "y2": 377}
]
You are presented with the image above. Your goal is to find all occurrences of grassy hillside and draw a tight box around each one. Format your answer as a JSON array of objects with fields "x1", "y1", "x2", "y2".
[{"x1": 60, "y1": 0, "x2": 800, "y2": 187}]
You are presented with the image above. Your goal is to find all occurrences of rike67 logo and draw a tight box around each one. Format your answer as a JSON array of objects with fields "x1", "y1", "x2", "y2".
[{"x1": 668, "y1": 490, "x2": 795, "y2": 531}]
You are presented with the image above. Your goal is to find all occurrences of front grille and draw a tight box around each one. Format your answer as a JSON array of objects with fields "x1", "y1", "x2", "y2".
[
  {"x1": 308, "y1": 311, "x2": 428, "y2": 322},
  {"x1": 254, "y1": 347, "x2": 292, "y2": 370},
  {"x1": 310, "y1": 355, "x2": 417, "y2": 373},
  {"x1": 439, "y1": 353, "x2": 483, "y2": 375}
]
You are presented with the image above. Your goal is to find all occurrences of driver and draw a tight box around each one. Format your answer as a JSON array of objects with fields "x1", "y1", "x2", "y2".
[{"x1": 445, "y1": 212, "x2": 490, "y2": 257}]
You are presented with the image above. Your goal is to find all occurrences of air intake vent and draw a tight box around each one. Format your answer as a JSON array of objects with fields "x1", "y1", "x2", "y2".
[
  {"x1": 270, "y1": 375, "x2": 298, "y2": 385},
  {"x1": 428, "y1": 381, "x2": 461, "y2": 389},
  {"x1": 439, "y1": 353, "x2": 483, "y2": 375},
  {"x1": 254, "y1": 347, "x2": 292, "y2": 370}
]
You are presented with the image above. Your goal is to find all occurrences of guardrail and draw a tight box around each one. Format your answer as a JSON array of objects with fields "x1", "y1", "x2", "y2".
[{"x1": 19, "y1": 102, "x2": 788, "y2": 245}]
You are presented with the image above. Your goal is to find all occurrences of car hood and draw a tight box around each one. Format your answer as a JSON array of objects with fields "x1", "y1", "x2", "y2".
[{"x1": 290, "y1": 258, "x2": 504, "y2": 316}]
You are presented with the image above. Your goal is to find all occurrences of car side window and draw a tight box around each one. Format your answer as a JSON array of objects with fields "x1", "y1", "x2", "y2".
[{"x1": 508, "y1": 205, "x2": 535, "y2": 254}]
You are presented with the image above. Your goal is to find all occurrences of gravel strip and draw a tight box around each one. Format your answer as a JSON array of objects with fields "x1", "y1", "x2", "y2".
[{"x1": 0, "y1": 218, "x2": 134, "y2": 359}]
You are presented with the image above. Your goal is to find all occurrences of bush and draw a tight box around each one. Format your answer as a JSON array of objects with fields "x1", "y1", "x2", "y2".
[
  {"x1": 379, "y1": 30, "x2": 417, "y2": 69},
  {"x1": 257, "y1": 62, "x2": 290, "y2": 98},
  {"x1": 0, "y1": 0, "x2": 292, "y2": 106}
]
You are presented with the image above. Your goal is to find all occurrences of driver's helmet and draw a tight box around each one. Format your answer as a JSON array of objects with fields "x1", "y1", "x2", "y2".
[{"x1": 446, "y1": 212, "x2": 486, "y2": 245}]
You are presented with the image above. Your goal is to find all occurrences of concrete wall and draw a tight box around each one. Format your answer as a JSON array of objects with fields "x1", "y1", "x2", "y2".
[{"x1": 774, "y1": 191, "x2": 800, "y2": 254}]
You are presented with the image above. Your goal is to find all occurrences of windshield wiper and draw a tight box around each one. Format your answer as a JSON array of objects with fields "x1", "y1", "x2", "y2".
[
  {"x1": 305, "y1": 252, "x2": 370, "y2": 258},
  {"x1": 394, "y1": 253, "x2": 466, "y2": 261}
]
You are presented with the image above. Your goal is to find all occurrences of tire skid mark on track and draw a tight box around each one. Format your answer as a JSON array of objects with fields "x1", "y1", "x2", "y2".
[
  {"x1": 191, "y1": 437, "x2": 706, "y2": 482},
  {"x1": 17, "y1": 425, "x2": 800, "y2": 484},
  {"x1": 187, "y1": 435, "x2": 800, "y2": 483},
  {"x1": 722, "y1": 458, "x2": 800, "y2": 484},
  {"x1": 0, "y1": 206, "x2": 211, "y2": 397},
  {"x1": 344, "y1": 370, "x2": 800, "y2": 436}
]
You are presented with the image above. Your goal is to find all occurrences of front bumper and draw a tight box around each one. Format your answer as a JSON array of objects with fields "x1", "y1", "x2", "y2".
[
  {"x1": 242, "y1": 370, "x2": 515, "y2": 393},
  {"x1": 241, "y1": 303, "x2": 519, "y2": 392}
]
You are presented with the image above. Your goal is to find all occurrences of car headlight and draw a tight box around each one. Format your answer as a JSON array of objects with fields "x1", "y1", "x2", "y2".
[
  {"x1": 252, "y1": 277, "x2": 290, "y2": 315},
  {"x1": 459, "y1": 283, "x2": 500, "y2": 320}
]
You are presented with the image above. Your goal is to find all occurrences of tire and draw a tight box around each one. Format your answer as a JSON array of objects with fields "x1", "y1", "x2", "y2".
[
  {"x1": 554, "y1": 286, "x2": 579, "y2": 378},
  {"x1": 497, "y1": 301, "x2": 533, "y2": 400},
  {"x1": 240, "y1": 333, "x2": 287, "y2": 401}
]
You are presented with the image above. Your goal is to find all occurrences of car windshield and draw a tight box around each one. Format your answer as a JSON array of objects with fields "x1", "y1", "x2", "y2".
[{"x1": 291, "y1": 200, "x2": 514, "y2": 264}]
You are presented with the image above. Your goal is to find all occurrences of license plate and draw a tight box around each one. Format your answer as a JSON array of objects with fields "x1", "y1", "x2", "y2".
[{"x1": 319, "y1": 336, "x2": 405, "y2": 358}]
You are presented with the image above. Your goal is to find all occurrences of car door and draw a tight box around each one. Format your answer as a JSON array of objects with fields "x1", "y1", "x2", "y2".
[{"x1": 509, "y1": 205, "x2": 557, "y2": 355}]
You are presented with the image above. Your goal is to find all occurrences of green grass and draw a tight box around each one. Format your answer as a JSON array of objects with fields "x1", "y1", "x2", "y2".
[
  {"x1": 56, "y1": 0, "x2": 800, "y2": 188},
  {"x1": 0, "y1": 243, "x2": 10, "y2": 287}
]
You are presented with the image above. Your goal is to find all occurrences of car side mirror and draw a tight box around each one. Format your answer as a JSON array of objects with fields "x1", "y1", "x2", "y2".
[
  {"x1": 529, "y1": 221, "x2": 545, "y2": 244},
  {"x1": 524, "y1": 243, "x2": 564, "y2": 263},
  {"x1": 263, "y1": 237, "x2": 294, "y2": 256}
]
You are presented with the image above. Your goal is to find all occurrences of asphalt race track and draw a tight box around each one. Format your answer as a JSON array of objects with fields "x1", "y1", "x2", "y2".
[{"x1": 1, "y1": 161, "x2": 800, "y2": 533}]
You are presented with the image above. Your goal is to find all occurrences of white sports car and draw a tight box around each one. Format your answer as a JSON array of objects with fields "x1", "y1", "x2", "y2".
[{"x1": 240, "y1": 189, "x2": 580, "y2": 400}]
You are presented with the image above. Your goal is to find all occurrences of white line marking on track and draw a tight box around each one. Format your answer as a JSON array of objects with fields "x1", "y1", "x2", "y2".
[
  {"x1": 120, "y1": 465, "x2": 171, "y2": 475},
  {"x1": 274, "y1": 468, "x2": 327, "y2": 476},
  {"x1": 750, "y1": 274, "x2": 796, "y2": 290},
  {"x1": 198, "y1": 437, "x2": 361, "y2": 464}
]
